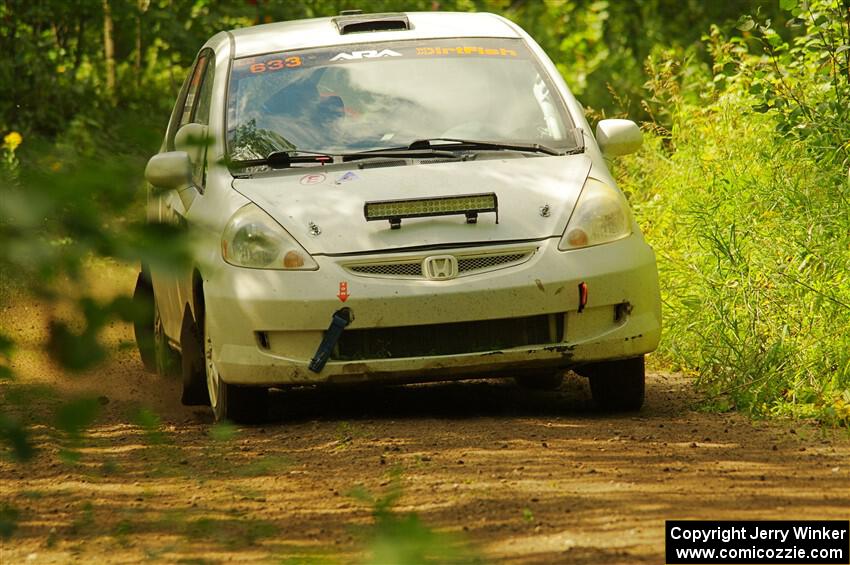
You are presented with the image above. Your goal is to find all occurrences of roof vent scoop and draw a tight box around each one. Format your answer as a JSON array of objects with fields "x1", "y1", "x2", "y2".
[{"x1": 333, "y1": 12, "x2": 411, "y2": 34}]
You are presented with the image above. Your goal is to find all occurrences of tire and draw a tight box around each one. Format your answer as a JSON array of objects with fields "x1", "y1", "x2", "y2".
[
  {"x1": 134, "y1": 270, "x2": 182, "y2": 376},
  {"x1": 202, "y1": 304, "x2": 268, "y2": 424},
  {"x1": 515, "y1": 371, "x2": 564, "y2": 391},
  {"x1": 584, "y1": 356, "x2": 646, "y2": 411},
  {"x1": 133, "y1": 271, "x2": 156, "y2": 372},
  {"x1": 179, "y1": 305, "x2": 211, "y2": 406},
  {"x1": 153, "y1": 308, "x2": 182, "y2": 377}
]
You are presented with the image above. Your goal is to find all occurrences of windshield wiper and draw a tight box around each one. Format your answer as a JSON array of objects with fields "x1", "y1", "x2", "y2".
[
  {"x1": 231, "y1": 134, "x2": 578, "y2": 172},
  {"x1": 359, "y1": 129, "x2": 586, "y2": 157},
  {"x1": 232, "y1": 148, "x2": 462, "y2": 169},
  {"x1": 341, "y1": 148, "x2": 461, "y2": 162},
  {"x1": 404, "y1": 138, "x2": 566, "y2": 156},
  {"x1": 230, "y1": 150, "x2": 337, "y2": 169},
  {"x1": 229, "y1": 150, "x2": 334, "y2": 170}
]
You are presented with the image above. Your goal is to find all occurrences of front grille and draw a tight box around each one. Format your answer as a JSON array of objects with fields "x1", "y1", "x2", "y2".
[
  {"x1": 345, "y1": 250, "x2": 533, "y2": 279},
  {"x1": 349, "y1": 261, "x2": 422, "y2": 278},
  {"x1": 457, "y1": 253, "x2": 526, "y2": 273},
  {"x1": 334, "y1": 313, "x2": 564, "y2": 360}
]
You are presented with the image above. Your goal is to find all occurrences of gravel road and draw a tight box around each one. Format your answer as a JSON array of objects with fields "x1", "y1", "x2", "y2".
[{"x1": 1, "y1": 267, "x2": 848, "y2": 563}]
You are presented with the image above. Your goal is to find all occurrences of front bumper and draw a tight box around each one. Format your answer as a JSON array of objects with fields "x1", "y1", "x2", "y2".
[{"x1": 204, "y1": 235, "x2": 661, "y2": 386}]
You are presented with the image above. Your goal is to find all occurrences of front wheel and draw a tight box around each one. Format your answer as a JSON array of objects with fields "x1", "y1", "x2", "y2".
[
  {"x1": 204, "y1": 310, "x2": 268, "y2": 424},
  {"x1": 133, "y1": 271, "x2": 156, "y2": 372},
  {"x1": 133, "y1": 270, "x2": 180, "y2": 376},
  {"x1": 153, "y1": 309, "x2": 181, "y2": 377},
  {"x1": 583, "y1": 356, "x2": 645, "y2": 411},
  {"x1": 179, "y1": 305, "x2": 210, "y2": 406}
]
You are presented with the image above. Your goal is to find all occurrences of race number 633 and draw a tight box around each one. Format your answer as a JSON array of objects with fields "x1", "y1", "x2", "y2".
[{"x1": 250, "y1": 56, "x2": 302, "y2": 74}]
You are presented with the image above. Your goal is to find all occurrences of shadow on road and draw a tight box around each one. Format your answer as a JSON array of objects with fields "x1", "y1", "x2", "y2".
[{"x1": 262, "y1": 371, "x2": 689, "y2": 424}]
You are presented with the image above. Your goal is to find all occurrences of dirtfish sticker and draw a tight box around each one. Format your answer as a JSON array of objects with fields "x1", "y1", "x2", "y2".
[
  {"x1": 330, "y1": 49, "x2": 402, "y2": 62},
  {"x1": 415, "y1": 46, "x2": 518, "y2": 57}
]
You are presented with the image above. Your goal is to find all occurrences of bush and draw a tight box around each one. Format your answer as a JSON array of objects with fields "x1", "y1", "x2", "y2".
[{"x1": 620, "y1": 0, "x2": 850, "y2": 423}]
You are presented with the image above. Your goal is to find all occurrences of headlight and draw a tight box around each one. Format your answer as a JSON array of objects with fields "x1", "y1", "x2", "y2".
[
  {"x1": 221, "y1": 203, "x2": 318, "y2": 270},
  {"x1": 558, "y1": 178, "x2": 632, "y2": 250}
]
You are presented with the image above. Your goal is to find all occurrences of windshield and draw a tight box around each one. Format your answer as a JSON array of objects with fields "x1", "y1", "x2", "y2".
[{"x1": 226, "y1": 38, "x2": 575, "y2": 161}]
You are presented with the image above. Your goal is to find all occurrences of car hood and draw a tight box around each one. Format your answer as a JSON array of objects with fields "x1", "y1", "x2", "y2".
[{"x1": 232, "y1": 154, "x2": 592, "y2": 255}]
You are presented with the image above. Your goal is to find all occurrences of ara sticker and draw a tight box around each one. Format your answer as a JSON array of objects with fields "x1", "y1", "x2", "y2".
[
  {"x1": 300, "y1": 173, "x2": 327, "y2": 185},
  {"x1": 330, "y1": 49, "x2": 402, "y2": 62},
  {"x1": 337, "y1": 281, "x2": 350, "y2": 302},
  {"x1": 335, "y1": 171, "x2": 358, "y2": 185}
]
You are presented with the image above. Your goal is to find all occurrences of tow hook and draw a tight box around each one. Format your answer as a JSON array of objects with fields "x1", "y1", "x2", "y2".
[{"x1": 308, "y1": 308, "x2": 353, "y2": 373}]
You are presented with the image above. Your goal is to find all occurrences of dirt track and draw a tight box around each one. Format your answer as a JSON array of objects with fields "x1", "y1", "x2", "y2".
[{"x1": 2, "y1": 265, "x2": 849, "y2": 563}]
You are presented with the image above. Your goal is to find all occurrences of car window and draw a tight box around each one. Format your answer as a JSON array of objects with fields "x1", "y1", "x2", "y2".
[
  {"x1": 167, "y1": 51, "x2": 215, "y2": 189},
  {"x1": 165, "y1": 52, "x2": 208, "y2": 151},
  {"x1": 179, "y1": 55, "x2": 209, "y2": 128},
  {"x1": 226, "y1": 38, "x2": 575, "y2": 161},
  {"x1": 194, "y1": 57, "x2": 215, "y2": 126},
  {"x1": 190, "y1": 56, "x2": 215, "y2": 187}
]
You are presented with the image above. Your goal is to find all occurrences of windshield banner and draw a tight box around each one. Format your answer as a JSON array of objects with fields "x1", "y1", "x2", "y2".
[{"x1": 233, "y1": 39, "x2": 530, "y2": 78}]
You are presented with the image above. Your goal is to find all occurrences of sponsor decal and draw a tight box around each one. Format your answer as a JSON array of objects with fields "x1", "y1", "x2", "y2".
[
  {"x1": 415, "y1": 46, "x2": 518, "y2": 57},
  {"x1": 335, "y1": 171, "x2": 358, "y2": 185},
  {"x1": 300, "y1": 173, "x2": 327, "y2": 185},
  {"x1": 330, "y1": 49, "x2": 402, "y2": 62}
]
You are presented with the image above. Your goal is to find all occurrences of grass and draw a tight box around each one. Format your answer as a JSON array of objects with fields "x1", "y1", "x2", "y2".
[
  {"x1": 231, "y1": 454, "x2": 293, "y2": 478},
  {"x1": 348, "y1": 469, "x2": 481, "y2": 564},
  {"x1": 183, "y1": 516, "x2": 278, "y2": 549}
]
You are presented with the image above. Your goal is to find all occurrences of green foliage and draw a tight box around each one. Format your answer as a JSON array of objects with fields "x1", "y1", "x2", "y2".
[
  {"x1": 0, "y1": 503, "x2": 20, "y2": 539},
  {"x1": 55, "y1": 396, "x2": 102, "y2": 461},
  {"x1": 69, "y1": 501, "x2": 96, "y2": 535},
  {"x1": 735, "y1": 0, "x2": 850, "y2": 164},
  {"x1": 55, "y1": 397, "x2": 101, "y2": 438},
  {"x1": 1, "y1": 98, "x2": 191, "y2": 459},
  {"x1": 183, "y1": 516, "x2": 278, "y2": 549},
  {"x1": 494, "y1": 0, "x2": 788, "y2": 118},
  {"x1": 134, "y1": 407, "x2": 167, "y2": 444},
  {"x1": 622, "y1": 0, "x2": 850, "y2": 424},
  {"x1": 349, "y1": 469, "x2": 480, "y2": 564},
  {"x1": 0, "y1": 412, "x2": 34, "y2": 461},
  {"x1": 209, "y1": 420, "x2": 238, "y2": 442}
]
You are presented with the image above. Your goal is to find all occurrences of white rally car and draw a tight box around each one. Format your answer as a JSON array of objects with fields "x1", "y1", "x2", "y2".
[{"x1": 134, "y1": 10, "x2": 662, "y2": 423}]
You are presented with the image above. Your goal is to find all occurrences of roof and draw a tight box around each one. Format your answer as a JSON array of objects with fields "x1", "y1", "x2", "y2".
[{"x1": 228, "y1": 12, "x2": 521, "y2": 59}]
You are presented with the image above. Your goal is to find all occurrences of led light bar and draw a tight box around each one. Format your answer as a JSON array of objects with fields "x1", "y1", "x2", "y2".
[{"x1": 364, "y1": 193, "x2": 499, "y2": 229}]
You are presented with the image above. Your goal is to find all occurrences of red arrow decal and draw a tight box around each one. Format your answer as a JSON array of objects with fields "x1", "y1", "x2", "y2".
[{"x1": 337, "y1": 281, "x2": 350, "y2": 302}]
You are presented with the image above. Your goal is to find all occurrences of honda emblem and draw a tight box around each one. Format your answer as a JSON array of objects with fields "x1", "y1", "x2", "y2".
[{"x1": 422, "y1": 255, "x2": 458, "y2": 280}]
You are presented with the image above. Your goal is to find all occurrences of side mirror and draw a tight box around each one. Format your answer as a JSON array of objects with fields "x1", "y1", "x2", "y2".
[
  {"x1": 145, "y1": 151, "x2": 191, "y2": 190},
  {"x1": 174, "y1": 122, "x2": 209, "y2": 167},
  {"x1": 595, "y1": 119, "x2": 642, "y2": 157}
]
